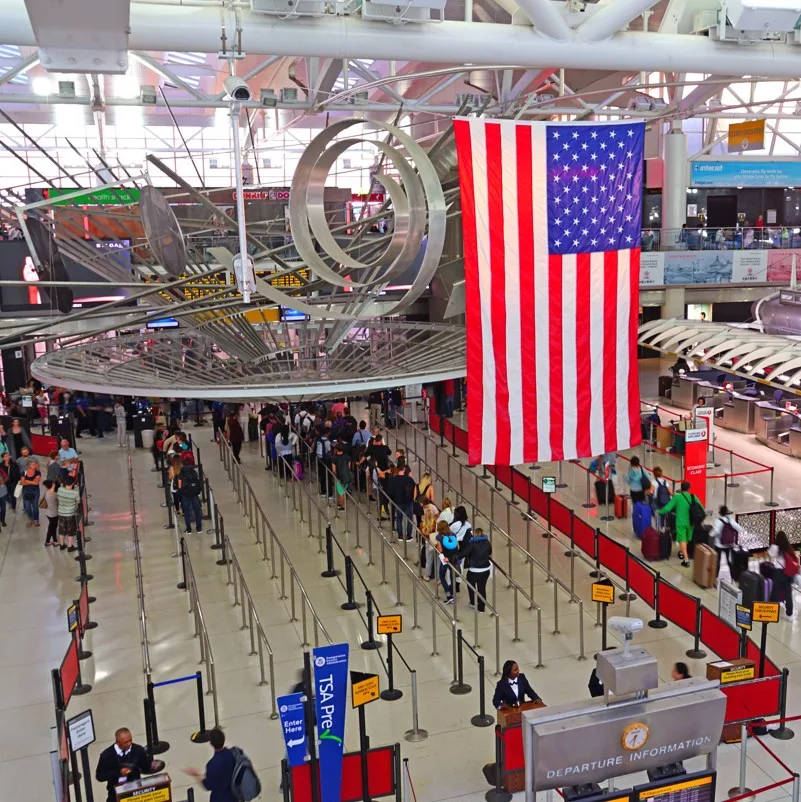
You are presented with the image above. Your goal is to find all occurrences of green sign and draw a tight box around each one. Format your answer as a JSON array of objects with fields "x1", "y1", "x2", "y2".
[{"x1": 46, "y1": 187, "x2": 141, "y2": 206}]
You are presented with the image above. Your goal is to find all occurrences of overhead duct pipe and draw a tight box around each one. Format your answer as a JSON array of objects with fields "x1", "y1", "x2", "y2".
[{"x1": 6, "y1": 0, "x2": 801, "y2": 78}]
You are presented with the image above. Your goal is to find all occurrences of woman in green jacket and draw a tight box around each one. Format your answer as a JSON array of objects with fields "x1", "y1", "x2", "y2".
[{"x1": 657, "y1": 480, "x2": 698, "y2": 568}]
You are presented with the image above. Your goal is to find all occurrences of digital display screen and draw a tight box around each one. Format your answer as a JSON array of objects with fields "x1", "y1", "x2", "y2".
[
  {"x1": 634, "y1": 771, "x2": 716, "y2": 802},
  {"x1": 63, "y1": 239, "x2": 133, "y2": 306},
  {"x1": 0, "y1": 241, "x2": 54, "y2": 312},
  {"x1": 281, "y1": 307, "x2": 308, "y2": 322},
  {"x1": 146, "y1": 317, "x2": 180, "y2": 329}
]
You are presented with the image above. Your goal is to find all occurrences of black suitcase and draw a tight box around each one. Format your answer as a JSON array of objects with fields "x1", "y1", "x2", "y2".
[
  {"x1": 595, "y1": 479, "x2": 615, "y2": 506},
  {"x1": 739, "y1": 569, "x2": 765, "y2": 610},
  {"x1": 659, "y1": 531, "x2": 673, "y2": 560},
  {"x1": 658, "y1": 375, "x2": 673, "y2": 399},
  {"x1": 730, "y1": 549, "x2": 749, "y2": 583}
]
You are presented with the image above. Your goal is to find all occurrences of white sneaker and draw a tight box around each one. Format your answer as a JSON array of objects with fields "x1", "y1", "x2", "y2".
[{"x1": 786, "y1": 611, "x2": 797, "y2": 622}]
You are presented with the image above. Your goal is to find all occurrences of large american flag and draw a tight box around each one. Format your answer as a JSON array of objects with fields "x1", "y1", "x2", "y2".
[{"x1": 453, "y1": 118, "x2": 644, "y2": 467}]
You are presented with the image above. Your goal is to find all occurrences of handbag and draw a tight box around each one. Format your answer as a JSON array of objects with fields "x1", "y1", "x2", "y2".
[
  {"x1": 38, "y1": 497, "x2": 48, "y2": 509},
  {"x1": 640, "y1": 468, "x2": 651, "y2": 492},
  {"x1": 13, "y1": 484, "x2": 22, "y2": 500}
]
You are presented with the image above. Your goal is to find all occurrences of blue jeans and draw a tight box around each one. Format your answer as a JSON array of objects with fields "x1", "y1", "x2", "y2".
[
  {"x1": 395, "y1": 502, "x2": 414, "y2": 540},
  {"x1": 23, "y1": 494, "x2": 39, "y2": 522},
  {"x1": 182, "y1": 494, "x2": 203, "y2": 531},
  {"x1": 439, "y1": 561, "x2": 453, "y2": 597},
  {"x1": 444, "y1": 395, "x2": 454, "y2": 418}
]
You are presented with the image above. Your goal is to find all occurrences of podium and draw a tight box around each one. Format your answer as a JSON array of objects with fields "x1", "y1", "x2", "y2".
[
  {"x1": 496, "y1": 701, "x2": 546, "y2": 792},
  {"x1": 115, "y1": 773, "x2": 172, "y2": 802}
]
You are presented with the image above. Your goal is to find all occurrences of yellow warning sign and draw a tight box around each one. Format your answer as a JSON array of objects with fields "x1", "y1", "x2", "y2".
[
  {"x1": 351, "y1": 674, "x2": 380, "y2": 708},
  {"x1": 727, "y1": 119, "x2": 765, "y2": 153},
  {"x1": 752, "y1": 602, "x2": 780, "y2": 624},
  {"x1": 376, "y1": 614, "x2": 402, "y2": 635},
  {"x1": 719, "y1": 666, "x2": 756, "y2": 684},
  {"x1": 591, "y1": 582, "x2": 615, "y2": 604},
  {"x1": 117, "y1": 786, "x2": 171, "y2": 802}
]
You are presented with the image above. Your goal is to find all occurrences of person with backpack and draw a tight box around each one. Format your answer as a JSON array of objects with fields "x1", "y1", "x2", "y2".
[
  {"x1": 711, "y1": 505, "x2": 744, "y2": 577},
  {"x1": 769, "y1": 531, "x2": 799, "y2": 621},
  {"x1": 651, "y1": 467, "x2": 672, "y2": 529},
  {"x1": 657, "y1": 480, "x2": 705, "y2": 568},
  {"x1": 624, "y1": 456, "x2": 651, "y2": 503},
  {"x1": 458, "y1": 526, "x2": 492, "y2": 612},
  {"x1": 225, "y1": 414, "x2": 245, "y2": 463},
  {"x1": 389, "y1": 458, "x2": 416, "y2": 541},
  {"x1": 314, "y1": 428, "x2": 333, "y2": 498},
  {"x1": 179, "y1": 463, "x2": 204, "y2": 534},
  {"x1": 185, "y1": 727, "x2": 261, "y2": 802},
  {"x1": 435, "y1": 520, "x2": 459, "y2": 604}
]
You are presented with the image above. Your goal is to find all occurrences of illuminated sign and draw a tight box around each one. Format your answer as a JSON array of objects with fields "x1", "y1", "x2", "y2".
[{"x1": 232, "y1": 189, "x2": 290, "y2": 202}]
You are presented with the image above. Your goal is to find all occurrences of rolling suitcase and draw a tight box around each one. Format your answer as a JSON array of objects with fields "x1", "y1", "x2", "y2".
[
  {"x1": 738, "y1": 569, "x2": 765, "y2": 610},
  {"x1": 615, "y1": 495, "x2": 628, "y2": 519},
  {"x1": 248, "y1": 416, "x2": 259, "y2": 442},
  {"x1": 641, "y1": 527, "x2": 661, "y2": 561},
  {"x1": 595, "y1": 479, "x2": 615, "y2": 506},
  {"x1": 659, "y1": 530, "x2": 673, "y2": 560},
  {"x1": 693, "y1": 544, "x2": 718, "y2": 588},
  {"x1": 632, "y1": 501, "x2": 652, "y2": 539},
  {"x1": 730, "y1": 548, "x2": 749, "y2": 583}
]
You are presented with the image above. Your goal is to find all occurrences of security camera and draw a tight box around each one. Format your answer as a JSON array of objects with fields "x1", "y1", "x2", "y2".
[
  {"x1": 223, "y1": 75, "x2": 251, "y2": 102},
  {"x1": 608, "y1": 616, "x2": 644, "y2": 640}
]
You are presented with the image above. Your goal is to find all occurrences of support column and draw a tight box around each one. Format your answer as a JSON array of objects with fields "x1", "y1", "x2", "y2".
[
  {"x1": 663, "y1": 287, "x2": 685, "y2": 319},
  {"x1": 662, "y1": 123, "x2": 688, "y2": 250}
]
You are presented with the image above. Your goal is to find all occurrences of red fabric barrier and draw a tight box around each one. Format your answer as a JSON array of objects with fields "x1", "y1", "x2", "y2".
[
  {"x1": 745, "y1": 639, "x2": 780, "y2": 677},
  {"x1": 598, "y1": 534, "x2": 628, "y2": 579},
  {"x1": 78, "y1": 583, "x2": 89, "y2": 633},
  {"x1": 700, "y1": 608, "x2": 740, "y2": 663},
  {"x1": 430, "y1": 412, "x2": 442, "y2": 434},
  {"x1": 573, "y1": 519, "x2": 596, "y2": 557},
  {"x1": 291, "y1": 746, "x2": 397, "y2": 802},
  {"x1": 721, "y1": 676, "x2": 782, "y2": 724},
  {"x1": 627, "y1": 555, "x2": 656, "y2": 607},
  {"x1": 658, "y1": 580, "x2": 699, "y2": 636},
  {"x1": 60, "y1": 636, "x2": 79, "y2": 709},
  {"x1": 511, "y1": 468, "x2": 530, "y2": 503},
  {"x1": 529, "y1": 485, "x2": 549, "y2": 519},
  {"x1": 495, "y1": 464, "x2": 513, "y2": 489},
  {"x1": 443, "y1": 419, "x2": 454, "y2": 444},
  {"x1": 454, "y1": 425, "x2": 469, "y2": 453},
  {"x1": 500, "y1": 726, "x2": 524, "y2": 773},
  {"x1": 550, "y1": 500, "x2": 572, "y2": 539},
  {"x1": 31, "y1": 433, "x2": 58, "y2": 457}
]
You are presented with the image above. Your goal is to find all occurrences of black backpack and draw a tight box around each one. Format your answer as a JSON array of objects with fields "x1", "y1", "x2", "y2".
[
  {"x1": 181, "y1": 468, "x2": 201, "y2": 497},
  {"x1": 229, "y1": 746, "x2": 261, "y2": 802},
  {"x1": 684, "y1": 493, "x2": 705, "y2": 527}
]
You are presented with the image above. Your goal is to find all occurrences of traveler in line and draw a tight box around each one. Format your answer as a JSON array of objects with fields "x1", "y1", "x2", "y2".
[
  {"x1": 332, "y1": 440, "x2": 352, "y2": 511},
  {"x1": 20, "y1": 458, "x2": 42, "y2": 527},
  {"x1": 459, "y1": 526, "x2": 492, "y2": 612},
  {"x1": 57, "y1": 475, "x2": 81, "y2": 552},
  {"x1": 169, "y1": 456, "x2": 183, "y2": 517},
  {"x1": 672, "y1": 662, "x2": 691, "y2": 680},
  {"x1": 711, "y1": 505, "x2": 744, "y2": 577},
  {"x1": 5, "y1": 418, "x2": 31, "y2": 460},
  {"x1": 42, "y1": 479, "x2": 59, "y2": 546},
  {"x1": 389, "y1": 458, "x2": 416, "y2": 541},
  {"x1": 274, "y1": 425, "x2": 298, "y2": 481},
  {"x1": 185, "y1": 727, "x2": 258, "y2": 802},
  {"x1": 435, "y1": 520, "x2": 459, "y2": 604},
  {"x1": 96, "y1": 728, "x2": 164, "y2": 802},
  {"x1": 225, "y1": 414, "x2": 245, "y2": 463},
  {"x1": 0, "y1": 462, "x2": 8, "y2": 527},
  {"x1": 179, "y1": 461, "x2": 204, "y2": 534},
  {"x1": 114, "y1": 400, "x2": 127, "y2": 447},
  {"x1": 46, "y1": 450, "x2": 62, "y2": 486},
  {"x1": 492, "y1": 661, "x2": 541, "y2": 710},
  {"x1": 651, "y1": 466, "x2": 671, "y2": 528},
  {"x1": 419, "y1": 500, "x2": 440, "y2": 581},
  {"x1": 16, "y1": 445, "x2": 33, "y2": 476},
  {"x1": 625, "y1": 456, "x2": 651, "y2": 504},
  {"x1": 1, "y1": 451, "x2": 19, "y2": 513},
  {"x1": 657, "y1": 481, "x2": 700, "y2": 568},
  {"x1": 437, "y1": 497, "x2": 454, "y2": 527},
  {"x1": 769, "y1": 531, "x2": 799, "y2": 621}
]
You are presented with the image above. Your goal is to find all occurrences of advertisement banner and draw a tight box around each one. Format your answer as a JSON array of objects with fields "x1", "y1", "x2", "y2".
[
  {"x1": 731, "y1": 251, "x2": 768, "y2": 283},
  {"x1": 684, "y1": 428, "x2": 708, "y2": 506},
  {"x1": 691, "y1": 159, "x2": 801, "y2": 188},
  {"x1": 277, "y1": 693, "x2": 308, "y2": 768},
  {"x1": 313, "y1": 643, "x2": 349, "y2": 802},
  {"x1": 663, "y1": 251, "x2": 733, "y2": 285},
  {"x1": 639, "y1": 251, "x2": 665, "y2": 287},
  {"x1": 766, "y1": 249, "x2": 801, "y2": 282}
]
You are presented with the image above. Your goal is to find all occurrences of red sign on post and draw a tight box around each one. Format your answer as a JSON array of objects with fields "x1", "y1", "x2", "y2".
[{"x1": 684, "y1": 427, "x2": 708, "y2": 506}]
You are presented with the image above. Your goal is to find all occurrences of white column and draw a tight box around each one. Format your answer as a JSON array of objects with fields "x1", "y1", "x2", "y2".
[
  {"x1": 663, "y1": 287, "x2": 685, "y2": 319},
  {"x1": 662, "y1": 124, "x2": 688, "y2": 249}
]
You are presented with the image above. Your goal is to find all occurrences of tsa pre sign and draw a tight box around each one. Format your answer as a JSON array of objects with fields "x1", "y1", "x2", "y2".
[
  {"x1": 277, "y1": 693, "x2": 307, "y2": 767},
  {"x1": 313, "y1": 643, "x2": 349, "y2": 802}
]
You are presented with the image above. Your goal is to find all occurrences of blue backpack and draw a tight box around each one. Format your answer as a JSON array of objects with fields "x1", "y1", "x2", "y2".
[
  {"x1": 230, "y1": 746, "x2": 261, "y2": 802},
  {"x1": 442, "y1": 534, "x2": 458, "y2": 551}
]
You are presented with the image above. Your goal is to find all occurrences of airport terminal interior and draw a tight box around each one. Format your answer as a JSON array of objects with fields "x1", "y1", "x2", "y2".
[{"x1": 2, "y1": 1, "x2": 801, "y2": 802}]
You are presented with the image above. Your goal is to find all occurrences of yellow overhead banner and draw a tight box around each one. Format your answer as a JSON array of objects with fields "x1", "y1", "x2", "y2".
[{"x1": 728, "y1": 120, "x2": 765, "y2": 152}]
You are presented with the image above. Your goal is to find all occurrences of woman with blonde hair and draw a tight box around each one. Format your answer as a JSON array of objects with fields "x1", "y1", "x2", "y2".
[
  {"x1": 437, "y1": 497, "x2": 455, "y2": 526},
  {"x1": 419, "y1": 500, "x2": 440, "y2": 581}
]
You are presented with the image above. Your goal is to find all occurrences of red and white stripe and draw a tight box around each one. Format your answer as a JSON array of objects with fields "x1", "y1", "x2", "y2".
[{"x1": 454, "y1": 117, "x2": 641, "y2": 467}]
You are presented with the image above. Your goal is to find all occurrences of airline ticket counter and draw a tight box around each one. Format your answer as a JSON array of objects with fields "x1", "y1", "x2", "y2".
[{"x1": 755, "y1": 401, "x2": 801, "y2": 457}]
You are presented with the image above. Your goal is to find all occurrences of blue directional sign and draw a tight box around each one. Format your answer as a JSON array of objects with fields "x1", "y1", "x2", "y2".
[{"x1": 277, "y1": 693, "x2": 307, "y2": 767}]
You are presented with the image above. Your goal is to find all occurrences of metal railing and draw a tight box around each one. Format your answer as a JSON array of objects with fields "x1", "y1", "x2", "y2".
[
  {"x1": 181, "y1": 538, "x2": 221, "y2": 730},
  {"x1": 218, "y1": 435, "x2": 333, "y2": 648},
  {"x1": 222, "y1": 534, "x2": 279, "y2": 719},
  {"x1": 642, "y1": 226, "x2": 801, "y2": 253},
  {"x1": 127, "y1": 444, "x2": 152, "y2": 684}
]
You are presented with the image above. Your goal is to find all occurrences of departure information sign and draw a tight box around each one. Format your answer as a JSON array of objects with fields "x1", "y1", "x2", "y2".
[{"x1": 634, "y1": 771, "x2": 716, "y2": 802}]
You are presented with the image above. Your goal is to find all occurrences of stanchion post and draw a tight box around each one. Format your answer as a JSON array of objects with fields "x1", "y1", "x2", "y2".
[
  {"x1": 583, "y1": 470, "x2": 596, "y2": 509},
  {"x1": 765, "y1": 467, "x2": 779, "y2": 507},
  {"x1": 321, "y1": 525, "x2": 340, "y2": 578},
  {"x1": 685, "y1": 600, "x2": 707, "y2": 659},
  {"x1": 769, "y1": 668, "x2": 795, "y2": 741},
  {"x1": 485, "y1": 728, "x2": 512, "y2": 802},
  {"x1": 146, "y1": 682, "x2": 170, "y2": 754},
  {"x1": 215, "y1": 517, "x2": 230, "y2": 567},
  {"x1": 450, "y1": 630, "x2": 472, "y2": 695},
  {"x1": 380, "y1": 634, "x2": 403, "y2": 701},
  {"x1": 648, "y1": 572, "x2": 667, "y2": 629},
  {"x1": 471, "y1": 655, "x2": 494, "y2": 727},
  {"x1": 727, "y1": 723, "x2": 754, "y2": 800},
  {"x1": 360, "y1": 591, "x2": 380, "y2": 650},
  {"x1": 177, "y1": 537, "x2": 187, "y2": 591},
  {"x1": 403, "y1": 670, "x2": 428, "y2": 743},
  {"x1": 619, "y1": 551, "x2": 636, "y2": 602},
  {"x1": 190, "y1": 671, "x2": 211, "y2": 744},
  {"x1": 341, "y1": 557, "x2": 359, "y2": 610}
]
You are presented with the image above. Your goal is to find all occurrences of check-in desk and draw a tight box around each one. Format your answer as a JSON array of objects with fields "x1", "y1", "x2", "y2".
[
  {"x1": 668, "y1": 374, "x2": 722, "y2": 409},
  {"x1": 755, "y1": 402, "x2": 801, "y2": 458},
  {"x1": 716, "y1": 392, "x2": 758, "y2": 434}
]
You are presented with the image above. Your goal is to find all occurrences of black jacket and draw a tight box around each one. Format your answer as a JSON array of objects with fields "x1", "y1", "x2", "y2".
[
  {"x1": 492, "y1": 673, "x2": 540, "y2": 710},
  {"x1": 458, "y1": 534, "x2": 492, "y2": 571},
  {"x1": 95, "y1": 743, "x2": 152, "y2": 802}
]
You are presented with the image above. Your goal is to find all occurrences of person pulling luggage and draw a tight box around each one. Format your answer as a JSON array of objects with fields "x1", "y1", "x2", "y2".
[{"x1": 657, "y1": 481, "x2": 705, "y2": 568}]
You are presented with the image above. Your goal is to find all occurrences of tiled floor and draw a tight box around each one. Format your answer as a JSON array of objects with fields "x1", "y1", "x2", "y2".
[{"x1": 1, "y1": 373, "x2": 799, "y2": 802}]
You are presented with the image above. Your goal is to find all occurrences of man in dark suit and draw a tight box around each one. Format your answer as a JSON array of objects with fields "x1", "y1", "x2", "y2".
[
  {"x1": 95, "y1": 727, "x2": 164, "y2": 802},
  {"x1": 492, "y1": 660, "x2": 541, "y2": 709}
]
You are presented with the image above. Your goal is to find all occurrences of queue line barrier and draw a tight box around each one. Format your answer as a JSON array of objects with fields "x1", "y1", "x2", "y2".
[{"x1": 424, "y1": 410, "x2": 783, "y2": 681}]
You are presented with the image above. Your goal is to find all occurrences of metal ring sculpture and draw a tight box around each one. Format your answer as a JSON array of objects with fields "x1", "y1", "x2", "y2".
[{"x1": 283, "y1": 119, "x2": 447, "y2": 319}]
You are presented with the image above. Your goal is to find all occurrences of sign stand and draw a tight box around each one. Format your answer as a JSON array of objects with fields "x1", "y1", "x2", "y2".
[
  {"x1": 752, "y1": 602, "x2": 780, "y2": 678},
  {"x1": 377, "y1": 616, "x2": 403, "y2": 701},
  {"x1": 541, "y1": 478, "x2": 556, "y2": 539},
  {"x1": 303, "y1": 652, "x2": 320, "y2": 802},
  {"x1": 592, "y1": 580, "x2": 615, "y2": 650},
  {"x1": 351, "y1": 671, "x2": 380, "y2": 802},
  {"x1": 67, "y1": 709, "x2": 96, "y2": 802}
]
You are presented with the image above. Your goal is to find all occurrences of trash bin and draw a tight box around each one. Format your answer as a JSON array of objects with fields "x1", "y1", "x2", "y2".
[{"x1": 141, "y1": 429, "x2": 155, "y2": 450}]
